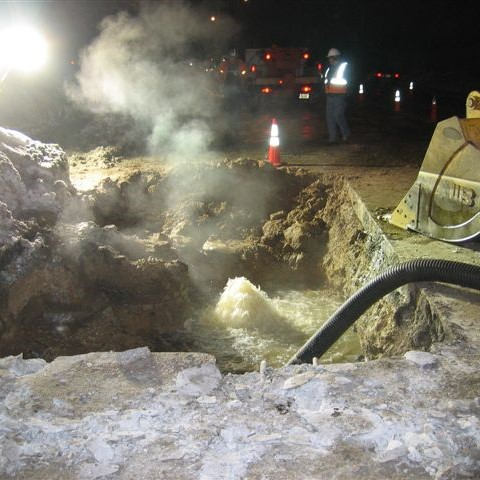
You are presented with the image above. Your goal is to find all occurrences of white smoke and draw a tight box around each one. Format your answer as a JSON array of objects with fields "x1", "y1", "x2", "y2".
[{"x1": 67, "y1": 0, "x2": 239, "y2": 158}]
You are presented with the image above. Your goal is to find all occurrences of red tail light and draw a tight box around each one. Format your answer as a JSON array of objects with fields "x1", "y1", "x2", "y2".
[
  {"x1": 265, "y1": 53, "x2": 272, "y2": 61},
  {"x1": 278, "y1": 79, "x2": 283, "y2": 85},
  {"x1": 301, "y1": 85, "x2": 312, "y2": 93},
  {"x1": 375, "y1": 72, "x2": 383, "y2": 78},
  {"x1": 317, "y1": 63, "x2": 322, "y2": 71},
  {"x1": 394, "y1": 73, "x2": 400, "y2": 78},
  {"x1": 251, "y1": 65, "x2": 256, "y2": 73},
  {"x1": 261, "y1": 87, "x2": 272, "y2": 94}
]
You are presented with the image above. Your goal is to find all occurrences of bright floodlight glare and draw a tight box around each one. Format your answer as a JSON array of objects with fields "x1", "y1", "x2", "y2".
[{"x1": 0, "y1": 25, "x2": 47, "y2": 73}]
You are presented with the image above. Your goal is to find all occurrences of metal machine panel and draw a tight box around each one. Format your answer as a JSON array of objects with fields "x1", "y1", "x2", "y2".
[{"x1": 390, "y1": 114, "x2": 480, "y2": 242}]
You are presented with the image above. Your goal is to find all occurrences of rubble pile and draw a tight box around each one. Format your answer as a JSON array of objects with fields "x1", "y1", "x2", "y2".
[
  {"x1": 82, "y1": 157, "x2": 332, "y2": 290},
  {"x1": 0, "y1": 129, "x2": 193, "y2": 360}
]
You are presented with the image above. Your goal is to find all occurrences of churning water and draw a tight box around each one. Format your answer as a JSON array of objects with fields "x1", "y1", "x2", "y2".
[{"x1": 183, "y1": 277, "x2": 361, "y2": 373}]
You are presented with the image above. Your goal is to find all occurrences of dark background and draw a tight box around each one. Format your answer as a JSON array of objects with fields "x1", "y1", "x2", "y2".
[
  {"x1": 0, "y1": 0, "x2": 477, "y2": 75},
  {"x1": 0, "y1": 0, "x2": 475, "y2": 151},
  {"x1": 0, "y1": 0, "x2": 477, "y2": 97},
  {"x1": 217, "y1": 0, "x2": 479, "y2": 81}
]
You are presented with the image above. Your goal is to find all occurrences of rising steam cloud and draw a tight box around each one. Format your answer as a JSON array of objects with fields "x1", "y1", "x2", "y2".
[{"x1": 67, "y1": 1, "x2": 238, "y2": 158}]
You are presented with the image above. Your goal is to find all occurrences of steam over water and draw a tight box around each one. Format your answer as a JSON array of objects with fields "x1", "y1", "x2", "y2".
[
  {"x1": 184, "y1": 277, "x2": 361, "y2": 373},
  {"x1": 67, "y1": 0, "x2": 239, "y2": 158},
  {"x1": 64, "y1": 2, "x2": 361, "y2": 372}
]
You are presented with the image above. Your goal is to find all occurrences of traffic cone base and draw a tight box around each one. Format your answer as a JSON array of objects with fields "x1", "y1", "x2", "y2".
[{"x1": 268, "y1": 144, "x2": 281, "y2": 166}]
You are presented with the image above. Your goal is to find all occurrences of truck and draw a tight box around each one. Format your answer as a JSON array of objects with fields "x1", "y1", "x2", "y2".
[{"x1": 244, "y1": 46, "x2": 323, "y2": 105}]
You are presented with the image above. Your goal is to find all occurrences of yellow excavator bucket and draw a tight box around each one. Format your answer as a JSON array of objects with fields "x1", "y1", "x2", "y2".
[{"x1": 390, "y1": 91, "x2": 480, "y2": 242}]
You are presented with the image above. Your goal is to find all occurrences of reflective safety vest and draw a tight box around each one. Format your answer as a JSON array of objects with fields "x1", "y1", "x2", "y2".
[{"x1": 324, "y1": 61, "x2": 348, "y2": 94}]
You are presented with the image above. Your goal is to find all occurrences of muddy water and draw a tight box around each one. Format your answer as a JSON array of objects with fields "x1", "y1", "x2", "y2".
[{"x1": 182, "y1": 278, "x2": 361, "y2": 373}]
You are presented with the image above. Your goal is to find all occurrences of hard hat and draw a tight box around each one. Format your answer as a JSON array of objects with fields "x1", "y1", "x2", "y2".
[{"x1": 327, "y1": 48, "x2": 341, "y2": 58}]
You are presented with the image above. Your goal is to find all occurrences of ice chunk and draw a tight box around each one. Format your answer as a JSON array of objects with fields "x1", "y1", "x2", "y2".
[{"x1": 176, "y1": 363, "x2": 222, "y2": 397}]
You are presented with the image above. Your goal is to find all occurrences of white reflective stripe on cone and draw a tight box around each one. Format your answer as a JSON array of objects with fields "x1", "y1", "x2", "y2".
[
  {"x1": 271, "y1": 124, "x2": 279, "y2": 137},
  {"x1": 270, "y1": 137, "x2": 280, "y2": 147}
]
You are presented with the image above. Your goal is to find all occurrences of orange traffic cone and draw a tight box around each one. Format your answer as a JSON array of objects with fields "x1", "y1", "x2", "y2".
[{"x1": 267, "y1": 118, "x2": 281, "y2": 167}]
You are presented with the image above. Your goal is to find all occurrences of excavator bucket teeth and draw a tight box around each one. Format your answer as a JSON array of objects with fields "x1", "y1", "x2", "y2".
[{"x1": 390, "y1": 116, "x2": 480, "y2": 243}]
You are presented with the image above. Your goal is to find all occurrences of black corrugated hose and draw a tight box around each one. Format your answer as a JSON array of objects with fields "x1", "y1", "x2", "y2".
[{"x1": 287, "y1": 259, "x2": 480, "y2": 365}]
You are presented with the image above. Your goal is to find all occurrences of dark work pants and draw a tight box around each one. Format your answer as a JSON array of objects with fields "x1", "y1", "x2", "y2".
[{"x1": 326, "y1": 94, "x2": 350, "y2": 142}]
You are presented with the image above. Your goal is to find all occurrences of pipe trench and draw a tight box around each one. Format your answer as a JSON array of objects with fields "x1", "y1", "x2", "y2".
[{"x1": 288, "y1": 259, "x2": 480, "y2": 365}]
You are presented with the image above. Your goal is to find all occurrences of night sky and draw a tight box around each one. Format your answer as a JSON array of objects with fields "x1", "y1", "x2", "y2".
[
  {"x1": 218, "y1": 0, "x2": 479, "y2": 78},
  {"x1": 0, "y1": 0, "x2": 478, "y2": 79}
]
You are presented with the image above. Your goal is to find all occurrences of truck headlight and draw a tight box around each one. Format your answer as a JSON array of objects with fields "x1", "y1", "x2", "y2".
[{"x1": 0, "y1": 25, "x2": 48, "y2": 74}]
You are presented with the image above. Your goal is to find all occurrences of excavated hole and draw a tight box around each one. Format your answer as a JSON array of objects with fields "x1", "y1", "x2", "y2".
[{"x1": 0, "y1": 159, "x2": 441, "y2": 373}]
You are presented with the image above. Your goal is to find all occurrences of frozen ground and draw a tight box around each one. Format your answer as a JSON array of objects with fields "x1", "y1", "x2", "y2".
[
  {"x1": 1, "y1": 328, "x2": 479, "y2": 479},
  {"x1": 1, "y1": 86, "x2": 479, "y2": 478}
]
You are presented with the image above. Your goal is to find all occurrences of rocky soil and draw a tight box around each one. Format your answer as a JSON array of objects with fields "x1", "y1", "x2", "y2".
[
  {"x1": 0, "y1": 128, "x2": 349, "y2": 363},
  {"x1": 3, "y1": 124, "x2": 471, "y2": 365},
  {"x1": 1, "y1": 126, "x2": 479, "y2": 479}
]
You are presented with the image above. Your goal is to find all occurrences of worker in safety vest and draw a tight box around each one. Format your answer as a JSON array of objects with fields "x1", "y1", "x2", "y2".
[
  {"x1": 217, "y1": 49, "x2": 246, "y2": 145},
  {"x1": 218, "y1": 49, "x2": 246, "y2": 111},
  {"x1": 324, "y1": 48, "x2": 351, "y2": 144}
]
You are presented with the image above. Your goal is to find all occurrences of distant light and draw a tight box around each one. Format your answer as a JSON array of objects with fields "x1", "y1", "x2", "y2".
[
  {"x1": 301, "y1": 85, "x2": 312, "y2": 93},
  {"x1": 395, "y1": 89, "x2": 401, "y2": 102},
  {"x1": 278, "y1": 79, "x2": 283, "y2": 85},
  {"x1": 265, "y1": 53, "x2": 272, "y2": 61},
  {"x1": 261, "y1": 87, "x2": 272, "y2": 94},
  {"x1": 375, "y1": 72, "x2": 383, "y2": 78},
  {"x1": 409, "y1": 81, "x2": 414, "y2": 90},
  {"x1": 430, "y1": 99, "x2": 438, "y2": 122},
  {"x1": 317, "y1": 63, "x2": 322, "y2": 71},
  {"x1": 359, "y1": 83, "x2": 364, "y2": 94},
  {"x1": 394, "y1": 73, "x2": 400, "y2": 78},
  {"x1": 251, "y1": 65, "x2": 256, "y2": 73},
  {"x1": 303, "y1": 53, "x2": 310, "y2": 60},
  {"x1": 0, "y1": 25, "x2": 48, "y2": 73},
  {"x1": 210, "y1": 16, "x2": 216, "y2": 22}
]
